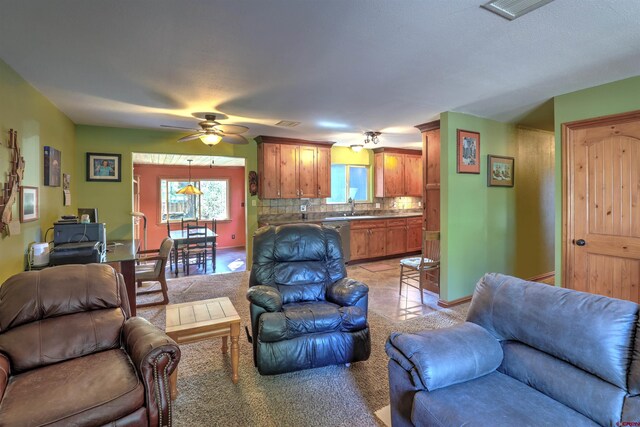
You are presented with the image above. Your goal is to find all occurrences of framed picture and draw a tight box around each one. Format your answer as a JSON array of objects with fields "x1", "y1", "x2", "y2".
[
  {"x1": 86, "y1": 152, "x2": 122, "y2": 182},
  {"x1": 487, "y1": 155, "x2": 515, "y2": 187},
  {"x1": 457, "y1": 129, "x2": 480, "y2": 174},
  {"x1": 44, "y1": 146, "x2": 61, "y2": 186},
  {"x1": 20, "y1": 186, "x2": 39, "y2": 222}
]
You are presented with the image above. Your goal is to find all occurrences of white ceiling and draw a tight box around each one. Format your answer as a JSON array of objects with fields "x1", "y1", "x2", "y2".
[
  {"x1": 1, "y1": 1, "x2": 639, "y2": 148},
  {"x1": 132, "y1": 153, "x2": 244, "y2": 167}
]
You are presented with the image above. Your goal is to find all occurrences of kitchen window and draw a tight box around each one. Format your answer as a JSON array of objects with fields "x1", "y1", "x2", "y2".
[
  {"x1": 160, "y1": 178, "x2": 229, "y2": 222},
  {"x1": 327, "y1": 165, "x2": 369, "y2": 204}
]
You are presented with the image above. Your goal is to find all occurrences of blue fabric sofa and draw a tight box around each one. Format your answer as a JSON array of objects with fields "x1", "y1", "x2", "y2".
[{"x1": 386, "y1": 273, "x2": 640, "y2": 426}]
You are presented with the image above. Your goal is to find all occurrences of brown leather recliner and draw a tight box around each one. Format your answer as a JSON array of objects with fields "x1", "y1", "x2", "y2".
[{"x1": 0, "y1": 264, "x2": 181, "y2": 427}]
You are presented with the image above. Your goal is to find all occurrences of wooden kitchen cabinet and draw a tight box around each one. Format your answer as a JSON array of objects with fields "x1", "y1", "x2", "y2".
[
  {"x1": 415, "y1": 120, "x2": 441, "y2": 232},
  {"x1": 374, "y1": 148, "x2": 422, "y2": 198},
  {"x1": 256, "y1": 136, "x2": 334, "y2": 199},
  {"x1": 316, "y1": 146, "x2": 331, "y2": 198},
  {"x1": 386, "y1": 218, "x2": 408, "y2": 256},
  {"x1": 406, "y1": 217, "x2": 422, "y2": 252},
  {"x1": 404, "y1": 154, "x2": 422, "y2": 197},
  {"x1": 350, "y1": 219, "x2": 387, "y2": 261}
]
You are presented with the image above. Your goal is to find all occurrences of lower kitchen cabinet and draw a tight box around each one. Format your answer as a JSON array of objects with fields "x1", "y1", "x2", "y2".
[{"x1": 349, "y1": 216, "x2": 421, "y2": 262}]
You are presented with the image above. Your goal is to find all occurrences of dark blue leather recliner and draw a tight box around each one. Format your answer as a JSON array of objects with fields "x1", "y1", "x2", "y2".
[{"x1": 247, "y1": 224, "x2": 371, "y2": 375}]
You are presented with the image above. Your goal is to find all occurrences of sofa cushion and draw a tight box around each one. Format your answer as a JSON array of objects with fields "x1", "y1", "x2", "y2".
[
  {"x1": 411, "y1": 371, "x2": 599, "y2": 427},
  {"x1": 0, "y1": 349, "x2": 144, "y2": 427},
  {"x1": 0, "y1": 309, "x2": 124, "y2": 374},
  {"x1": 259, "y1": 301, "x2": 366, "y2": 342},
  {"x1": 467, "y1": 273, "x2": 638, "y2": 390},
  {"x1": 499, "y1": 340, "x2": 625, "y2": 427}
]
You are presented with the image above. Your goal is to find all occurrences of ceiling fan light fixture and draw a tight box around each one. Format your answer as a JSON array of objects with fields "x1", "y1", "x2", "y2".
[
  {"x1": 350, "y1": 144, "x2": 364, "y2": 153},
  {"x1": 200, "y1": 133, "x2": 222, "y2": 146}
]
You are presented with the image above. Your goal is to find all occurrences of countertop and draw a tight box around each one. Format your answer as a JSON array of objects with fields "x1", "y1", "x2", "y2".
[{"x1": 260, "y1": 212, "x2": 421, "y2": 226}]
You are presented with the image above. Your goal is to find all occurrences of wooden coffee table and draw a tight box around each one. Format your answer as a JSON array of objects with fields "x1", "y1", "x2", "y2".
[{"x1": 165, "y1": 297, "x2": 241, "y2": 398}]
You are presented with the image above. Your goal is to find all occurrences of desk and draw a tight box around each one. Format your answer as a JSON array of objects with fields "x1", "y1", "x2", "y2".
[
  {"x1": 106, "y1": 240, "x2": 139, "y2": 315},
  {"x1": 169, "y1": 228, "x2": 217, "y2": 276}
]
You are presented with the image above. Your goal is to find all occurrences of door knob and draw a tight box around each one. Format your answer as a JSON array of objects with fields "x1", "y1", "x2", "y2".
[{"x1": 575, "y1": 239, "x2": 586, "y2": 246}]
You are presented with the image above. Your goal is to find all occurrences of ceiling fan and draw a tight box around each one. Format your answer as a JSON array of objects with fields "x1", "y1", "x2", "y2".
[{"x1": 161, "y1": 112, "x2": 249, "y2": 145}]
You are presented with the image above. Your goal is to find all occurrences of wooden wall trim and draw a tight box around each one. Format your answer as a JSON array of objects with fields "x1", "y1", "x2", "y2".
[
  {"x1": 415, "y1": 120, "x2": 441, "y2": 132},
  {"x1": 437, "y1": 295, "x2": 472, "y2": 308},
  {"x1": 527, "y1": 272, "x2": 555, "y2": 282},
  {"x1": 563, "y1": 109, "x2": 640, "y2": 130},
  {"x1": 255, "y1": 135, "x2": 335, "y2": 147},
  {"x1": 372, "y1": 147, "x2": 421, "y2": 155}
]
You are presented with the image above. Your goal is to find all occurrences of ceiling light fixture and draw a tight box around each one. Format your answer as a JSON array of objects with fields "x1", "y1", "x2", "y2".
[
  {"x1": 481, "y1": 0, "x2": 554, "y2": 21},
  {"x1": 200, "y1": 133, "x2": 222, "y2": 146},
  {"x1": 350, "y1": 144, "x2": 364, "y2": 153},
  {"x1": 364, "y1": 131, "x2": 381, "y2": 146},
  {"x1": 176, "y1": 159, "x2": 203, "y2": 195}
]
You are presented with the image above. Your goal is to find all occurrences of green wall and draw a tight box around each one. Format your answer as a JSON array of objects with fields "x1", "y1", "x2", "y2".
[
  {"x1": 440, "y1": 112, "x2": 517, "y2": 301},
  {"x1": 0, "y1": 59, "x2": 76, "y2": 283},
  {"x1": 75, "y1": 125, "x2": 258, "y2": 261},
  {"x1": 553, "y1": 75, "x2": 640, "y2": 285}
]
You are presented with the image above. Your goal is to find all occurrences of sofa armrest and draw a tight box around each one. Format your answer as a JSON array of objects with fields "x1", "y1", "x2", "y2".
[
  {"x1": 326, "y1": 278, "x2": 368, "y2": 307},
  {"x1": 0, "y1": 353, "x2": 9, "y2": 402},
  {"x1": 124, "y1": 317, "x2": 181, "y2": 427},
  {"x1": 385, "y1": 322, "x2": 503, "y2": 391},
  {"x1": 247, "y1": 285, "x2": 283, "y2": 312}
]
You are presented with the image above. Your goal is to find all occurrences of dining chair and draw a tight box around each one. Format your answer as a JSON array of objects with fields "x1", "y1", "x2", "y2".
[
  {"x1": 399, "y1": 230, "x2": 440, "y2": 304},
  {"x1": 166, "y1": 221, "x2": 181, "y2": 273},
  {"x1": 135, "y1": 237, "x2": 173, "y2": 307},
  {"x1": 203, "y1": 219, "x2": 217, "y2": 272},
  {"x1": 182, "y1": 224, "x2": 208, "y2": 276}
]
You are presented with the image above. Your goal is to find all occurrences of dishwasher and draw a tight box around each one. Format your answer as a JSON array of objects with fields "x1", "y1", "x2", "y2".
[{"x1": 322, "y1": 221, "x2": 351, "y2": 262}]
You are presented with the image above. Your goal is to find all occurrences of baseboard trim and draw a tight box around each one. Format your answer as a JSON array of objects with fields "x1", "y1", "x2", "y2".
[
  {"x1": 437, "y1": 295, "x2": 472, "y2": 308},
  {"x1": 528, "y1": 272, "x2": 555, "y2": 282}
]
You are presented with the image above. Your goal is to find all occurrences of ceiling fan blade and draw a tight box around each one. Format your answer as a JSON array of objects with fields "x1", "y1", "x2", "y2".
[
  {"x1": 221, "y1": 134, "x2": 249, "y2": 145},
  {"x1": 161, "y1": 124, "x2": 199, "y2": 131},
  {"x1": 215, "y1": 124, "x2": 249, "y2": 135},
  {"x1": 177, "y1": 132, "x2": 204, "y2": 142}
]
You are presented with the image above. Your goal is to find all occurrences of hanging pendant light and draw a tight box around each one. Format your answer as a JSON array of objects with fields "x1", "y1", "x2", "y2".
[{"x1": 176, "y1": 159, "x2": 203, "y2": 195}]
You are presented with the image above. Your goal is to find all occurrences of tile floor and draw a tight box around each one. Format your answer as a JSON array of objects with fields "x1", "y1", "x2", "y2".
[{"x1": 347, "y1": 258, "x2": 442, "y2": 321}]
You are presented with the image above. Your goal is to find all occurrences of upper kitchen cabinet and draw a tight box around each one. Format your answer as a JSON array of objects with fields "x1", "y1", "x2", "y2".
[
  {"x1": 373, "y1": 148, "x2": 422, "y2": 198},
  {"x1": 415, "y1": 120, "x2": 440, "y2": 232},
  {"x1": 256, "y1": 136, "x2": 335, "y2": 199}
]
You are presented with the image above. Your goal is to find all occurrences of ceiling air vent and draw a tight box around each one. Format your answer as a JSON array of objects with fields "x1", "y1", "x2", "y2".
[
  {"x1": 481, "y1": 0, "x2": 554, "y2": 20},
  {"x1": 275, "y1": 120, "x2": 301, "y2": 128}
]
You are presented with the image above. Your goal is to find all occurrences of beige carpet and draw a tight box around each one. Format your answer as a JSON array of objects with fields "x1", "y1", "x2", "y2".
[{"x1": 137, "y1": 271, "x2": 468, "y2": 427}]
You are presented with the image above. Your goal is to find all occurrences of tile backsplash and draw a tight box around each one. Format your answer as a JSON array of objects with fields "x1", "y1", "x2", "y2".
[{"x1": 257, "y1": 196, "x2": 422, "y2": 222}]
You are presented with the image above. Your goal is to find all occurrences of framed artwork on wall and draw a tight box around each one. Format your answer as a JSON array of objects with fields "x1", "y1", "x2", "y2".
[
  {"x1": 20, "y1": 186, "x2": 39, "y2": 222},
  {"x1": 86, "y1": 152, "x2": 122, "y2": 182},
  {"x1": 44, "y1": 146, "x2": 61, "y2": 186},
  {"x1": 487, "y1": 155, "x2": 515, "y2": 187},
  {"x1": 457, "y1": 129, "x2": 480, "y2": 174}
]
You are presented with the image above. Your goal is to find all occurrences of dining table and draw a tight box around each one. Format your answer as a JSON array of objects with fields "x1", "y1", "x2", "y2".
[{"x1": 169, "y1": 227, "x2": 218, "y2": 276}]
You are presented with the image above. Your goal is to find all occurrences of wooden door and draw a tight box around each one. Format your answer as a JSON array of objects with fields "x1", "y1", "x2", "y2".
[
  {"x1": 259, "y1": 143, "x2": 280, "y2": 199},
  {"x1": 350, "y1": 228, "x2": 369, "y2": 261},
  {"x1": 298, "y1": 145, "x2": 316, "y2": 198},
  {"x1": 384, "y1": 153, "x2": 405, "y2": 197},
  {"x1": 565, "y1": 112, "x2": 640, "y2": 302},
  {"x1": 279, "y1": 144, "x2": 298, "y2": 198},
  {"x1": 316, "y1": 146, "x2": 331, "y2": 198},
  {"x1": 404, "y1": 155, "x2": 422, "y2": 196},
  {"x1": 369, "y1": 228, "x2": 387, "y2": 257},
  {"x1": 424, "y1": 128, "x2": 440, "y2": 231}
]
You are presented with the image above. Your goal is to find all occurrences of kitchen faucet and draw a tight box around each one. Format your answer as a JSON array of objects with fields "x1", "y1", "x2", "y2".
[{"x1": 348, "y1": 197, "x2": 355, "y2": 216}]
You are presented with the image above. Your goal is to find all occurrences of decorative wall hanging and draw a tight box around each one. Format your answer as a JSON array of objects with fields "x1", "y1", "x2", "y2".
[
  {"x1": 249, "y1": 171, "x2": 258, "y2": 196},
  {"x1": 86, "y1": 152, "x2": 122, "y2": 182},
  {"x1": 44, "y1": 146, "x2": 61, "y2": 186},
  {"x1": 1, "y1": 129, "x2": 26, "y2": 234},
  {"x1": 487, "y1": 155, "x2": 515, "y2": 187},
  {"x1": 456, "y1": 129, "x2": 480, "y2": 174},
  {"x1": 20, "y1": 186, "x2": 39, "y2": 222}
]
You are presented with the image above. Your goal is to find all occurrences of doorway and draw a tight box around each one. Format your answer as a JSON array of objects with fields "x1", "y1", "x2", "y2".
[
  {"x1": 132, "y1": 153, "x2": 247, "y2": 275},
  {"x1": 563, "y1": 110, "x2": 640, "y2": 301}
]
